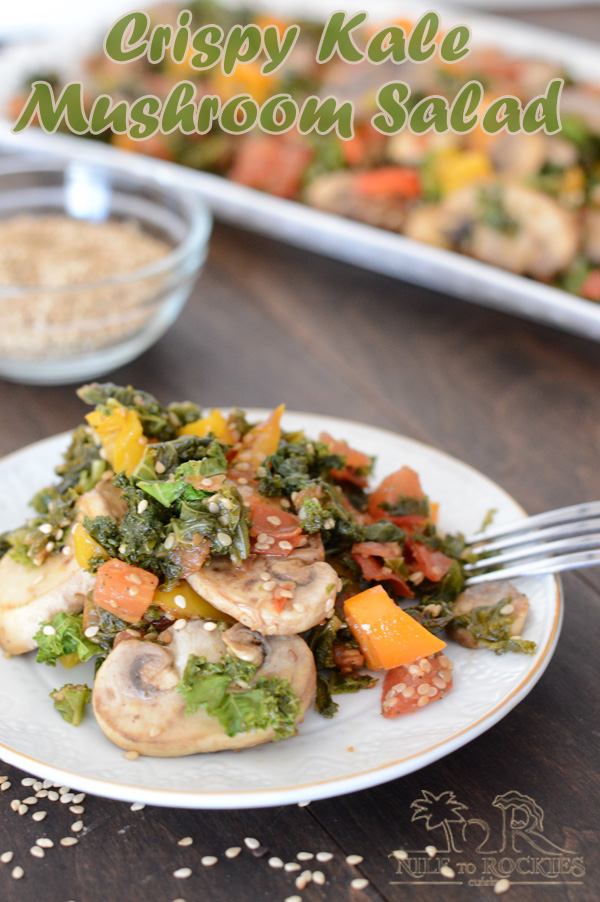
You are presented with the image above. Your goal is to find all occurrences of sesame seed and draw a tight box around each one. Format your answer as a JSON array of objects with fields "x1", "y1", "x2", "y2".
[
  {"x1": 268, "y1": 857, "x2": 283, "y2": 868},
  {"x1": 127, "y1": 573, "x2": 142, "y2": 585},
  {"x1": 23, "y1": 797, "x2": 37, "y2": 806},
  {"x1": 137, "y1": 500, "x2": 148, "y2": 514},
  {"x1": 36, "y1": 839, "x2": 53, "y2": 849},
  {"x1": 225, "y1": 847, "x2": 241, "y2": 859},
  {"x1": 30, "y1": 846, "x2": 44, "y2": 859},
  {"x1": 0, "y1": 776, "x2": 7, "y2": 784},
  {"x1": 296, "y1": 869, "x2": 312, "y2": 890},
  {"x1": 69, "y1": 805, "x2": 85, "y2": 815},
  {"x1": 440, "y1": 865, "x2": 455, "y2": 879},
  {"x1": 208, "y1": 502, "x2": 219, "y2": 514},
  {"x1": 201, "y1": 856, "x2": 217, "y2": 867},
  {"x1": 237, "y1": 478, "x2": 248, "y2": 485},
  {"x1": 124, "y1": 751, "x2": 139, "y2": 760},
  {"x1": 346, "y1": 855, "x2": 363, "y2": 865},
  {"x1": 292, "y1": 603, "x2": 305, "y2": 612},
  {"x1": 284, "y1": 897, "x2": 302, "y2": 902},
  {"x1": 408, "y1": 664, "x2": 422, "y2": 676},
  {"x1": 60, "y1": 837, "x2": 78, "y2": 847},
  {"x1": 420, "y1": 658, "x2": 432, "y2": 673},
  {"x1": 155, "y1": 461, "x2": 166, "y2": 474},
  {"x1": 313, "y1": 871, "x2": 326, "y2": 885},
  {"x1": 217, "y1": 532, "x2": 232, "y2": 546},
  {"x1": 500, "y1": 604, "x2": 515, "y2": 616},
  {"x1": 18, "y1": 805, "x2": 28, "y2": 815},
  {"x1": 266, "y1": 515, "x2": 281, "y2": 526},
  {"x1": 284, "y1": 862, "x2": 301, "y2": 872},
  {"x1": 173, "y1": 868, "x2": 192, "y2": 879},
  {"x1": 62, "y1": 546, "x2": 72, "y2": 557},
  {"x1": 128, "y1": 587, "x2": 139, "y2": 597},
  {"x1": 10, "y1": 800, "x2": 20, "y2": 812},
  {"x1": 425, "y1": 845, "x2": 437, "y2": 858},
  {"x1": 44, "y1": 542, "x2": 54, "y2": 553},
  {"x1": 173, "y1": 619, "x2": 187, "y2": 631},
  {"x1": 119, "y1": 544, "x2": 127, "y2": 555},
  {"x1": 47, "y1": 791, "x2": 59, "y2": 801},
  {"x1": 42, "y1": 780, "x2": 52, "y2": 789},
  {"x1": 236, "y1": 462, "x2": 251, "y2": 471},
  {"x1": 257, "y1": 533, "x2": 269, "y2": 543},
  {"x1": 297, "y1": 852, "x2": 314, "y2": 861},
  {"x1": 244, "y1": 837, "x2": 260, "y2": 850},
  {"x1": 494, "y1": 878, "x2": 511, "y2": 895},
  {"x1": 58, "y1": 786, "x2": 71, "y2": 795},
  {"x1": 278, "y1": 540, "x2": 293, "y2": 551},
  {"x1": 32, "y1": 811, "x2": 47, "y2": 822},
  {"x1": 39, "y1": 523, "x2": 53, "y2": 534},
  {"x1": 11, "y1": 866, "x2": 24, "y2": 879},
  {"x1": 262, "y1": 580, "x2": 276, "y2": 591},
  {"x1": 298, "y1": 800, "x2": 311, "y2": 808},
  {"x1": 161, "y1": 630, "x2": 173, "y2": 644},
  {"x1": 178, "y1": 837, "x2": 193, "y2": 847},
  {"x1": 417, "y1": 696, "x2": 430, "y2": 707},
  {"x1": 432, "y1": 677, "x2": 447, "y2": 690},
  {"x1": 1, "y1": 782, "x2": 11, "y2": 791},
  {"x1": 1, "y1": 851, "x2": 14, "y2": 863},
  {"x1": 203, "y1": 621, "x2": 217, "y2": 632},
  {"x1": 174, "y1": 595, "x2": 187, "y2": 609},
  {"x1": 350, "y1": 878, "x2": 369, "y2": 890},
  {"x1": 42, "y1": 625, "x2": 56, "y2": 636},
  {"x1": 71, "y1": 821, "x2": 84, "y2": 833},
  {"x1": 84, "y1": 626, "x2": 99, "y2": 639},
  {"x1": 427, "y1": 686, "x2": 438, "y2": 698},
  {"x1": 316, "y1": 852, "x2": 333, "y2": 862},
  {"x1": 21, "y1": 777, "x2": 36, "y2": 786},
  {"x1": 164, "y1": 534, "x2": 176, "y2": 550},
  {"x1": 60, "y1": 793, "x2": 74, "y2": 804}
]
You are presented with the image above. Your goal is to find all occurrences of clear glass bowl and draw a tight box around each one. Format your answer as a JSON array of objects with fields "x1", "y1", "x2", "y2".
[{"x1": 0, "y1": 157, "x2": 212, "y2": 384}]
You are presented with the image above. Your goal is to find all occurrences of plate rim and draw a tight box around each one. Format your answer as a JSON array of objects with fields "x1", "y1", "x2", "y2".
[{"x1": 0, "y1": 413, "x2": 563, "y2": 807}]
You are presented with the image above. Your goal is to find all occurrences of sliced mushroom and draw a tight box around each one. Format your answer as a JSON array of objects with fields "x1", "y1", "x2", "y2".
[
  {"x1": 92, "y1": 620, "x2": 316, "y2": 756},
  {"x1": 186, "y1": 540, "x2": 341, "y2": 636},
  {"x1": 221, "y1": 623, "x2": 266, "y2": 667},
  {"x1": 448, "y1": 580, "x2": 529, "y2": 649},
  {"x1": 305, "y1": 170, "x2": 408, "y2": 233}
]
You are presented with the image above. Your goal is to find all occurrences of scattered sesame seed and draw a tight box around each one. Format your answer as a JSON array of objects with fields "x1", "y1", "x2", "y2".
[
  {"x1": 42, "y1": 780, "x2": 52, "y2": 789},
  {"x1": 203, "y1": 621, "x2": 217, "y2": 632},
  {"x1": 225, "y1": 847, "x2": 241, "y2": 859},
  {"x1": 30, "y1": 846, "x2": 44, "y2": 859},
  {"x1": 71, "y1": 821, "x2": 84, "y2": 833},
  {"x1": 11, "y1": 866, "x2": 24, "y2": 880},
  {"x1": 298, "y1": 800, "x2": 311, "y2": 808},
  {"x1": 178, "y1": 837, "x2": 193, "y2": 847},
  {"x1": 262, "y1": 580, "x2": 276, "y2": 591},
  {"x1": 350, "y1": 878, "x2": 369, "y2": 890},
  {"x1": 284, "y1": 897, "x2": 302, "y2": 902},
  {"x1": 60, "y1": 793, "x2": 74, "y2": 804},
  {"x1": 10, "y1": 800, "x2": 20, "y2": 812},
  {"x1": 440, "y1": 865, "x2": 455, "y2": 879},
  {"x1": 60, "y1": 837, "x2": 78, "y2": 847},
  {"x1": 119, "y1": 544, "x2": 127, "y2": 555},
  {"x1": 69, "y1": 805, "x2": 85, "y2": 815},
  {"x1": 84, "y1": 626, "x2": 99, "y2": 638},
  {"x1": 346, "y1": 855, "x2": 363, "y2": 866},
  {"x1": 18, "y1": 804, "x2": 28, "y2": 816},
  {"x1": 47, "y1": 791, "x2": 59, "y2": 801},
  {"x1": 278, "y1": 540, "x2": 293, "y2": 551},
  {"x1": 155, "y1": 461, "x2": 166, "y2": 474},
  {"x1": 296, "y1": 869, "x2": 312, "y2": 890},
  {"x1": 137, "y1": 499, "x2": 148, "y2": 514},
  {"x1": 237, "y1": 478, "x2": 248, "y2": 485},
  {"x1": 208, "y1": 502, "x2": 219, "y2": 514},
  {"x1": 201, "y1": 856, "x2": 217, "y2": 867},
  {"x1": 425, "y1": 845, "x2": 437, "y2": 858},
  {"x1": 23, "y1": 797, "x2": 37, "y2": 806},
  {"x1": 21, "y1": 777, "x2": 36, "y2": 786},
  {"x1": 268, "y1": 857, "x2": 283, "y2": 868},
  {"x1": 164, "y1": 534, "x2": 176, "y2": 550},
  {"x1": 244, "y1": 837, "x2": 260, "y2": 850},
  {"x1": 297, "y1": 852, "x2": 314, "y2": 861},
  {"x1": 124, "y1": 751, "x2": 139, "y2": 760},
  {"x1": 313, "y1": 871, "x2": 326, "y2": 885},
  {"x1": 128, "y1": 586, "x2": 139, "y2": 597},
  {"x1": 494, "y1": 878, "x2": 511, "y2": 895},
  {"x1": 284, "y1": 862, "x2": 301, "y2": 872},
  {"x1": 173, "y1": 868, "x2": 192, "y2": 879},
  {"x1": 1, "y1": 782, "x2": 11, "y2": 791},
  {"x1": 0, "y1": 777, "x2": 7, "y2": 784},
  {"x1": 36, "y1": 839, "x2": 53, "y2": 849},
  {"x1": 42, "y1": 625, "x2": 56, "y2": 636},
  {"x1": 417, "y1": 683, "x2": 431, "y2": 696},
  {"x1": 266, "y1": 515, "x2": 281, "y2": 526},
  {"x1": 217, "y1": 532, "x2": 232, "y2": 546},
  {"x1": 1, "y1": 851, "x2": 14, "y2": 863},
  {"x1": 500, "y1": 604, "x2": 515, "y2": 616},
  {"x1": 174, "y1": 595, "x2": 187, "y2": 609},
  {"x1": 44, "y1": 542, "x2": 54, "y2": 553},
  {"x1": 173, "y1": 619, "x2": 187, "y2": 631},
  {"x1": 58, "y1": 786, "x2": 71, "y2": 795},
  {"x1": 316, "y1": 852, "x2": 333, "y2": 862},
  {"x1": 32, "y1": 811, "x2": 47, "y2": 822},
  {"x1": 62, "y1": 546, "x2": 72, "y2": 557}
]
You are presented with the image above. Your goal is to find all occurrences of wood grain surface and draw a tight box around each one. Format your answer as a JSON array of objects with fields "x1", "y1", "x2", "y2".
[{"x1": 1, "y1": 7, "x2": 599, "y2": 901}]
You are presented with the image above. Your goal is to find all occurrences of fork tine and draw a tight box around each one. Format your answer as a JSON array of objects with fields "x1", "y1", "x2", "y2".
[
  {"x1": 474, "y1": 517, "x2": 600, "y2": 554},
  {"x1": 465, "y1": 500, "x2": 600, "y2": 545},
  {"x1": 464, "y1": 549, "x2": 600, "y2": 584},
  {"x1": 464, "y1": 533, "x2": 600, "y2": 572}
]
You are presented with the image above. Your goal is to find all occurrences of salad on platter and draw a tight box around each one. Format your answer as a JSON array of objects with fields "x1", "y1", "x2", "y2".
[{"x1": 0, "y1": 383, "x2": 535, "y2": 758}]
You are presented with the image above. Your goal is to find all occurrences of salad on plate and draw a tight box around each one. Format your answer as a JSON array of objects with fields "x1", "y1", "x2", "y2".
[{"x1": 0, "y1": 383, "x2": 535, "y2": 758}]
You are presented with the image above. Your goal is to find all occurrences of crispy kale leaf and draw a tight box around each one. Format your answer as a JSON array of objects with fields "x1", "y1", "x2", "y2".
[
  {"x1": 449, "y1": 599, "x2": 536, "y2": 655},
  {"x1": 176, "y1": 654, "x2": 301, "y2": 739},
  {"x1": 77, "y1": 382, "x2": 203, "y2": 441},
  {"x1": 34, "y1": 613, "x2": 99, "y2": 666},
  {"x1": 50, "y1": 683, "x2": 92, "y2": 726}
]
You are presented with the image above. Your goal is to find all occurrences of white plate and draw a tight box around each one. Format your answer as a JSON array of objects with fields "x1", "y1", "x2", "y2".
[{"x1": 0, "y1": 412, "x2": 561, "y2": 808}]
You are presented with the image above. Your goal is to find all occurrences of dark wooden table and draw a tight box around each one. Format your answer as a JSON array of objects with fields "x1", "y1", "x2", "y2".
[{"x1": 1, "y1": 6, "x2": 599, "y2": 902}]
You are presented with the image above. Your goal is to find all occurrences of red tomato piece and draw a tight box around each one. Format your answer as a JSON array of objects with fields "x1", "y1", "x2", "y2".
[
  {"x1": 580, "y1": 270, "x2": 600, "y2": 301},
  {"x1": 93, "y1": 559, "x2": 159, "y2": 623},
  {"x1": 229, "y1": 136, "x2": 313, "y2": 199},
  {"x1": 381, "y1": 652, "x2": 454, "y2": 717},
  {"x1": 368, "y1": 466, "x2": 424, "y2": 520},
  {"x1": 320, "y1": 432, "x2": 372, "y2": 487},
  {"x1": 248, "y1": 498, "x2": 303, "y2": 556},
  {"x1": 352, "y1": 551, "x2": 414, "y2": 599},
  {"x1": 406, "y1": 538, "x2": 453, "y2": 582}
]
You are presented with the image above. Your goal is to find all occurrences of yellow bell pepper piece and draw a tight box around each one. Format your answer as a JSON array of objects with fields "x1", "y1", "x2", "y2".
[
  {"x1": 435, "y1": 149, "x2": 492, "y2": 196},
  {"x1": 59, "y1": 652, "x2": 82, "y2": 670},
  {"x1": 179, "y1": 409, "x2": 234, "y2": 443},
  {"x1": 234, "y1": 404, "x2": 285, "y2": 470},
  {"x1": 154, "y1": 581, "x2": 232, "y2": 622},
  {"x1": 73, "y1": 522, "x2": 108, "y2": 569},
  {"x1": 86, "y1": 405, "x2": 146, "y2": 476}
]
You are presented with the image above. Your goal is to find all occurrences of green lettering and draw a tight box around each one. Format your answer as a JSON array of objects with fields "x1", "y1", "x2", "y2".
[
  {"x1": 410, "y1": 95, "x2": 449, "y2": 134},
  {"x1": 129, "y1": 96, "x2": 161, "y2": 139},
  {"x1": 407, "y1": 11, "x2": 440, "y2": 63},
  {"x1": 196, "y1": 95, "x2": 221, "y2": 134},
  {"x1": 449, "y1": 80, "x2": 483, "y2": 133},
  {"x1": 162, "y1": 81, "x2": 196, "y2": 134},
  {"x1": 12, "y1": 81, "x2": 88, "y2": 134},
  {"x1": 104, "y1": 11, "x2": 149, "y2": 63},
  {"x1": 366, "y1": 26, "x2": 408, "y2": 65},
  {"x1": 439, "y1": 25, "x2": 471, "y2": 63},
  {"x1": 262, "y1": 24, "x2": 300, "y2": 75},
  {"x1": 220, "y1": 95, "x2": 258, "y2": 133},
  {"x1": 190, "y1": 25, "x2": 223, "y2": 70},
  {"x1": 148, "y1": 24, "x2": 172, "y2": 64},
  {"x1": 89, "y1": 94, "x2": 128, "y2": 134},
  {"x1": 371, "y1": 82, "x2": 410, "y2": 135},
  {"x1": 172, "y1": 10, "x2": 192, "y2": 63},
  {"x1": 259, "y1": 94, "x2": 297, "y2": 133},
  {"x1": 222, "y1": 25, "x2": 262, "y2": 77},
  {"x1": 522, "y1": 78, "x2": 563, "y2": 135},
  {"x1": 482, "y1": 95, "x2": 522, "y2": 135},
  {"x1": 298, "y1": 95, "x2": 354, "y2": 139},
  {"x1": 316, "y1": 11, "x2": 367, "y2": 64}
]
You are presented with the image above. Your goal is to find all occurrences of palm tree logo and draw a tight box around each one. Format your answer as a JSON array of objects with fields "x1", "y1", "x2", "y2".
[{"x1": 410, "y1": 790, "x2": 468, "y2": 853}]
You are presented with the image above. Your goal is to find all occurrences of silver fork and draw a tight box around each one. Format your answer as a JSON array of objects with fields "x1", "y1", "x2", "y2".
[{"x1": 463, "y1": 501, "x2": 600, "y2": 585}]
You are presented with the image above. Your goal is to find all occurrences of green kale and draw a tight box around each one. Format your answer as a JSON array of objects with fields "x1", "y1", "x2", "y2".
[
  {"x1": 448, "y1": 599, "x2": 536, "y2": 655},
  {"x1": 478, "y1": 185, "x2": 520, "y2": 236},
  {"x1": 305, "y1": 615, "x2": 343, "y2": 670},
  {"x1": 315, "y1": 676, "x2": 339, "y2": 718},
  {"x1": 328, "y1": 670, "x2": 377, "y2": 694},
  {"x1": 83, "y1": 601, "x2": 169, "y2": 653},
  {"x1": 50, "y1": 683, "x2": 92, "y2": 726},
  {"x1": 176, "y1": 654, "x2": 301, "y2": 739},
  {"x1": 381, "y1": 495, "x2": 430, "y2": 518},
  {"x1": 77, "y1": 382, "x2": 203, "y2": 441},
  {"x1": 363, "y1": 520, "x2": 406, "y2": 544},
  {"x1": 34, "y1": 613, "x2": 99, "y2": 667},
  {"x1": 258, "y1": 436, "x2": 345, "y2": 497}
]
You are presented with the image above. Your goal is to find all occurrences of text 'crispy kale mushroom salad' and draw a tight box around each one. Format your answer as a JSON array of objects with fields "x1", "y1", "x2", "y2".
[{"x1": 0, "y1": 384, "x2": 535, "y2": 756}]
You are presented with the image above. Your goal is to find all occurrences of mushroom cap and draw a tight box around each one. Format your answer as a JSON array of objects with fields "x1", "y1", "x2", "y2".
[
  {"x1": 92, "y1": 620, "x2": 316, "y2": 756},
  {"x1": 449, "y1": 580, "x2": 529, "y2": 649}
]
